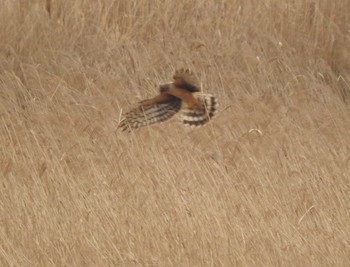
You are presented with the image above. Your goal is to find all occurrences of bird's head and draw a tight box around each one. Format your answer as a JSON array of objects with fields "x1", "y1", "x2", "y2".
[{"x1": 159, "y1": 82, "x2": 173, "y2": 93}]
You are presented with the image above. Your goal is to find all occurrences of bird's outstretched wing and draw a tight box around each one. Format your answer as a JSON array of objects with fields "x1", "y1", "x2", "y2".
[
  {"x1": 181, "y1": 93, "x2": 218, "y2": 127},
  {"x1": 119, "y1": 94, "x2": 182, "y2": 131}
]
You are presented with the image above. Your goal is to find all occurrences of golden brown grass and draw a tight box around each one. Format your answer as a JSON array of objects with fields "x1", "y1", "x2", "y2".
[{"x1": 1, "y1": 0, "x2": 349, "y2": 266}]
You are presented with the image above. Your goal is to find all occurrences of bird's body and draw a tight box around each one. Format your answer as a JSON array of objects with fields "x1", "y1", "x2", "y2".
[{"x1": 119, "y1": 69, "x2": 218, "y2": 131}]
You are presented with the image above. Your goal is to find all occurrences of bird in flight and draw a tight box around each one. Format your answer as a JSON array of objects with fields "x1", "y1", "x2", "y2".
[{"x1": 119, "y1": 69, "x2": 218, "y2": 131}]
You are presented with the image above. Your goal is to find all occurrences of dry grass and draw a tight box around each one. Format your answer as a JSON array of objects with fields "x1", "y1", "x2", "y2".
[{"x1": 1, "y1": 0, "x2": 350, "y2": 266}]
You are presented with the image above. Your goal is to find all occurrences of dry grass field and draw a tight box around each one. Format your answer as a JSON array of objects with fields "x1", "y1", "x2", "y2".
[{"x1": 1, "y1": 0, "x2": 350, "y2": 266}]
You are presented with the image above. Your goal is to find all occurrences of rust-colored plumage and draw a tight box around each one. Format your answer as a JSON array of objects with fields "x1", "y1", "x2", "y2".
[{"x1": 119, "y1": 69, "x2": 218, "y2": 131}]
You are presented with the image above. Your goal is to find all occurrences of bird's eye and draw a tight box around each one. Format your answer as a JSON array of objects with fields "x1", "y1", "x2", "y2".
[{"x1": 159, "y1": 84, "x2": 169, "y2": 92}]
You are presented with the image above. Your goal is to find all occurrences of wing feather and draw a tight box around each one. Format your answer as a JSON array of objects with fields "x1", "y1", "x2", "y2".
[
  {"x1": 119, "y1": 96, "x2": 181, "y2": 131},
  {"x1": 181, "y1": 93, "x2": 218, "y2": 127}
]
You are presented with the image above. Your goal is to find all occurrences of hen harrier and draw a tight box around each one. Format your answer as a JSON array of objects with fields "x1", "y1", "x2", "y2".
[{"x1": 119, "y1": 69, "x2": 218, "y2": 131}]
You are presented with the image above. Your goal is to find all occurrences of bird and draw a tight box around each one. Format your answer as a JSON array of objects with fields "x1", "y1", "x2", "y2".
[{"x1": 118, "y1": 69, "x2": 218, "y2": 131}]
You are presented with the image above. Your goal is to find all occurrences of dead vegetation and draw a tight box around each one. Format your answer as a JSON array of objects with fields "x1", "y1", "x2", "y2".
[{"x1": 0, "y1": 0, "x2": 349, "y2": 266}]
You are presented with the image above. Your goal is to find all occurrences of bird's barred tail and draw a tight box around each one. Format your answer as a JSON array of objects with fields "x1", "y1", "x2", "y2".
[{"x1": 181, "y1": 93, "x2": 218, "y2": 127}]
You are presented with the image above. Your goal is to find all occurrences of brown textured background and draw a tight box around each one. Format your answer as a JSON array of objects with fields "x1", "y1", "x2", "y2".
[{"x1": 1, "y1": 0, "x2": 349, "y2": 266}]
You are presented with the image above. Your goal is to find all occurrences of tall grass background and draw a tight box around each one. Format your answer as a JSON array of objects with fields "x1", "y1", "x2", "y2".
[{"x1": 0, "y1": 0, "x2": 349, "y2": 266}]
